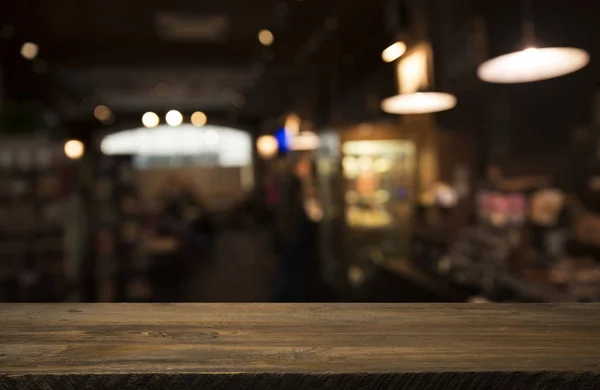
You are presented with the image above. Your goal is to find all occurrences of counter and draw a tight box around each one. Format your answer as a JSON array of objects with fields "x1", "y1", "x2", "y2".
[{"x1": 1, "y1": 303, "x2": 599, "y2": 389}]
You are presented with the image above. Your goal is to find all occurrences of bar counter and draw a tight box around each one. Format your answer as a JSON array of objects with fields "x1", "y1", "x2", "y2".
[{"x1": 1, "y1": 303, "x2": 599, "y2": 389}]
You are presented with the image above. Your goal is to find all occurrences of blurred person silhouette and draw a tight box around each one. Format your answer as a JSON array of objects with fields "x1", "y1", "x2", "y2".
[
  {"x1": 148, "y1": 174, "x2": 214, "y2": 302},
  {"x1": 274, "y1": 152, "x2": 333, "y2": 302}
]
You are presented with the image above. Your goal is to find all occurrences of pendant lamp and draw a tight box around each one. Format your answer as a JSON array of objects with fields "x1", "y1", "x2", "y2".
[
  {"x1": 381, "y1": 91, "x2": 456, "y2": 115},
  {"x1": 381, "y1": 1, "x2": 408, "y2": 63},
  {"x1": 381, "y1": 43, "x2": 457, "y2": 115},
  {"x1": 477, "y1": 0, "x2": 590, "y2": 83}
]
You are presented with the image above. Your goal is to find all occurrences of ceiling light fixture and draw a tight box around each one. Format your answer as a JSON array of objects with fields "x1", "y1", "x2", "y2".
[
  {"x1": 165, "y1": 110, "x2": 183, "y2": 126},
  {"x1": 381, "y1": 92, "x2": 457, "y2": 115},
  {"x1": 191, "y1": 111, "x2": 207, "y2": 127},
  {"x1": 477, "y1": 0, "x2": 589, "y2": 83},
  {"x1": 381, "y1": 45, "x2": 457, "y2": 115},
  {"x1": 64, "y1": 140, "x2": 84, "y2": 160},
  {"x1": 256, "y1": 135, "x2": 278, "y2": 159},
  {"x1": 142, "y1": 112, "x2": 160, "y2": 128},
  {"x1": 284, "y1": 113, "x2": 300, "y2": 136},
  {"x1": 20, "y1": 42, "x2": 38, "y2": 60},
  {"x1": 94, "y1": 105, "x2": 113, "y2": 122},
  {"x1": 382, "y1": 41, "x2": 407, "y2": 63},
  {"x1": 477, "y1": 47, "x2": 590, "y2": 84},
  {"x1": 258, "y1": 29, "x2": 274, "y2": 46}
]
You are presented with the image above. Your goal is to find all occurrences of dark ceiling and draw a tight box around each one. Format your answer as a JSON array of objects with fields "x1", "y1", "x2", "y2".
[
  {"x1": 1, "y1": 0, "x2": 599, "y2": 149},
  {"x1": 433, "y1": 0, "x2": 600, "y2": 164},
  {"x1": 0, "y1": 0, "x2": 393, "y2": 136}
]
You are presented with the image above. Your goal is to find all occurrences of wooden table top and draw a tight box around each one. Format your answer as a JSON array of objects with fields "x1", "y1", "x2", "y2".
[{"x1": 1, "y1": 303, "x2": 599, "y2": 389}]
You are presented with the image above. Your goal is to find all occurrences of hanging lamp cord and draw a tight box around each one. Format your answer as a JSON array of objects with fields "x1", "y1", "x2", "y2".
[
  {"x1": 521, "y1": 0, "x2": 536, "y2": 46},
  {"x1": 384, "y1": 0, "x2": 400, "y2": 37}
]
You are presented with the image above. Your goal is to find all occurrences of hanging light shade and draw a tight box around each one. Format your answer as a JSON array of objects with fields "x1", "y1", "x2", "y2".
[
  {"x1": 381, "y1": 43, "x2": 457, "y2": 115},
  {"x1": 381, "y1": 92, "x2": 457, "y2": 115},
  {"x1": 477, "y1": 0, "x2": 590, "y2": 84},
  {"x1": 477, "y1": 46, "x2": 590, "y2": 84}
]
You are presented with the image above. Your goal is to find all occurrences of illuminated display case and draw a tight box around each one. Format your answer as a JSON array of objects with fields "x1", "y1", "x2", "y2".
[
  {"x1": 342, "y1": 140, "x2": 415, "y2": 230},
  {"x1": 315, "y1": 124, "x2": 418, "y2": 290}
]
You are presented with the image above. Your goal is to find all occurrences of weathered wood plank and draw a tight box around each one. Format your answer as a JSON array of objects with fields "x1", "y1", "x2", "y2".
[{"x1": 1, "y1": 304, "x2": 599, "y2": 389}]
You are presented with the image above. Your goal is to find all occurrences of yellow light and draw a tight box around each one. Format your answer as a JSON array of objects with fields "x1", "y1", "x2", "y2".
[
  {"x1": 398, "y1": 48, "x2": 429, "y2": 94},
  {"x1": 284, "y1": 113, "x2": 300, "y2": 135},
  {"x1": 142, "y1": 112, "x2": 160, "y2": 128},
  {"x1": 382, "y1": 41, "x2": 407, "y2": 63},
  {"x1": 374, "y1": 158, "x2": 393, "y2": 173},
  {"x1": 289, "y1": 131, "x2": 320, "y2": 151},
  {"x1": 20, "y1": 42, "x2": 38, "y2": 60},
  {"x1": 258, "y1": 29, "x2": 274, "y2": 46},
  {"x1": 381, "y1": 92, "x2": 457, "y2": 114},
  {"x1": 165, "y1": 110, "x2": 183, "y2": 126},
  {"x1": 343, "y1": 157, "x2": 359, "y2": 178},
  {"x1": 358, "y1": 156, "x2": 372, "y2": 171},
  {"x1": 64, "y1": 140, "x2": 84, "y2": 160},
  {"x1": 94, "y1": 105, "x2": 112, "y2": 122},
  {"x1": 256, "y1": 135, "x2": 278, "y2": 159},
  {"x1": 191, "y1": 111, "x2": 207, "y2": 127},
  {"x1": 477, "y1": 46, "x2": 590, "y2": 84}
]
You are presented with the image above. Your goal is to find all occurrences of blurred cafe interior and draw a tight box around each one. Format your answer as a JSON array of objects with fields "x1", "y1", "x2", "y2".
[{"x1": 1, "y1": 0, "x2": 600, "y2": 303}]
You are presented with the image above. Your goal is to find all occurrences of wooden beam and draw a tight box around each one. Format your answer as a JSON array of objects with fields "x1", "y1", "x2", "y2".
[{"x1": 1, "y1": 304, "x2": 600, "y2": 389}]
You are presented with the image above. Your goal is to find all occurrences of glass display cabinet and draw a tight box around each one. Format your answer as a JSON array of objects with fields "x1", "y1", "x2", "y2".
[{"x1": 317, "y1": 124, "x2": 418, "y2": 289}]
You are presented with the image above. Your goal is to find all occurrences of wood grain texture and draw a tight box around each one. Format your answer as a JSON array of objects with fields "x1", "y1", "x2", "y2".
[{"x1": 1, "y1": 304, "x2": 599, "y2": 389}]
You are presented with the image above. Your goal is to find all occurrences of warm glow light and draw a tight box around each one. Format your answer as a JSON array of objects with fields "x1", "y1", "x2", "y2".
[
  {"x1": 94, "y1": 105, "x2": 112, "y2": 122},
  {"x1": 101, "y1": 124, "x2": 252, "y2": 166},
  {"x1": 398, "y1": 48, "x2": 429, "y2": 94},
  {"x1": 289, "y1": 131, "x2": 320, "y2": 151},
  {"x1": 20, "y1": 42, "x2": 38, "y2": 60},
  {"x1": 382, "y1": 41, "x2": 407, "y2": 63},
  {"x1": 343, "y1": 140, "x2": 414, "y2": 156},
  {"x1": 343, "y1": 157, "x2": 357, "y2": 169},
  {"x1": 142, "y1": 112, "x2": 160, "y2": 128},
  {"x1": 64, "y1": 140, "x2": 84, "y2": 160},
  {"x1": 256, "y1": 135, "x2": 278, "y2": 159},
  {"x1": 374, "y1": 158, "x2": 393, "y2": 173},
  {"x1": 258, "y1": 29, "x2": 274, "y2": 46},
  {"x1": 191, "y1": 111, "x2": 207, "y2": 126},
  {"x1": 477, "y1": 47, "x2": 590, "y2": 84},
  {"x1": 284, "y1": 114, "x2": 301, "y2": 135},
  {"x1": 204, "y1": 129, "x2": 219, "y2": 146},
  {"x1": 381, "y1": 92, "x2": 457, "y2": 114},
  {"x1": 165, "y1": 110, "x2": 183, "y2": 126},
  {"x1": 358, "y1": 156, "x2": 373, "y2": 171}
]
